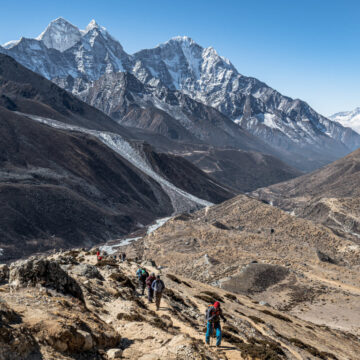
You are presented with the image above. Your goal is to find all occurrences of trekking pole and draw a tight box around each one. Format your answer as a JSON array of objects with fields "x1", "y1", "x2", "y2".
[{"x1": 209, "y1": 322, "x2": 212, "y2": 346}]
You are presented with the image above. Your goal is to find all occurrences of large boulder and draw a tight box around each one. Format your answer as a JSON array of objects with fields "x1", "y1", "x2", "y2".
[
  {"x1": 71, "y1": 263, "x2": 103, "y2": 280},
  {"x1": 9, "y1": 258, "x2": 84, "y2": 301}
]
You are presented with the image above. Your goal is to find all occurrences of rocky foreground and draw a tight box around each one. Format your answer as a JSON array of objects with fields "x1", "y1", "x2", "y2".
[{"x1": 0, "y1": 249, "x2": 359, "y2": 359}]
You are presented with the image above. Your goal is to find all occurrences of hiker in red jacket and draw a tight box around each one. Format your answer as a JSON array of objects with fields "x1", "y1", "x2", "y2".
[
  {"x1": 146, "y1": 272, "x2": 156, "y2": 303},
  {"x1": 205, "y1": 301, "x2": 227, "y2": 346}
]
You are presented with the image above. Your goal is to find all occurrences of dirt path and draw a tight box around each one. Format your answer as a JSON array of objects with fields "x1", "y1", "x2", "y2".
[
  {"x1": 305, "y1": 271, "x2": 360, "y2": 296},
  {"x1": 147, "y1": 300, "x2": 243, "y2": 360}
]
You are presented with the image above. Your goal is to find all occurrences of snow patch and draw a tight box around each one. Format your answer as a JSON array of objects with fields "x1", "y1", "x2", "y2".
[
  {"x1": 100, "y1": 237, "x2": 142, "y2": 255},
  {"x1": 2, "y1": 39, "x2": 20, "y2": 49},
  {"x1": 17, "y1": 112, "x2": 212, "y2": 213},
  {"x1": 147, "y1": 217, "x2": 172, "y2": 235},
  {"x1": 99, "y1": 216, "x2": 171, "y2": 254}
]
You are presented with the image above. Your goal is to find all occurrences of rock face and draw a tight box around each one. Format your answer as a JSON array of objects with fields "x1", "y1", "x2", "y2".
[
  {"x1": 2, "y1": 18, "x2": 360, "y2": 171},
  {"x1": 9, "y1": 258, "x2": 84, "y2": 301}
]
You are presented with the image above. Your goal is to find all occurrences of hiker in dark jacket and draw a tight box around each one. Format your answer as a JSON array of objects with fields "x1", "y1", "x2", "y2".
[
  {"x1": 205, "y1": 301, "x2": 227, "y2": 346},
  {"x1": 136, "y1": 268, "x2": 149, "y2": 295},
  {"x1": 146, "y1": 272, "x2": 156, "y2": 303},
  {"x1": 151, "y1": 275, "x2": 165, "y2": 310}
]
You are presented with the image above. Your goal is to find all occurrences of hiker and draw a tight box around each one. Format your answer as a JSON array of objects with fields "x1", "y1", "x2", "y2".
[
  {"x1": 205, "y1": 301, "x2": 227, "y2": 347},
  {"x1": 121, "y1": 252, "x2": 126, "y2": 262},
  {"x1": 146, "y1": 272, "x2": 156, "y2": 303},
  {"x1": 151, "y1": 275, "x2": 165, "y2": 310},
  {"x1": 96, "y1": 251, "x2": 102, "y2": 261},
  {"x1": 136, "y1": 267, "x2": 149, "y2": 295}
]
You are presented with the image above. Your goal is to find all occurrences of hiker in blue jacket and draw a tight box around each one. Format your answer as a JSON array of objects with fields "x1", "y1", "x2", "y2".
[
  {"x1": 205, "y1": 301, "x2": 227, "y2": 347},
  {"x1": 151, "y1": 275, "x2": 165, "y2": 310}
]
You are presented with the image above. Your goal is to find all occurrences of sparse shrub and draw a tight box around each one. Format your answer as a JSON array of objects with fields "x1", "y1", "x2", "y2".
[
  {"x1": 166, "y1": 274, "x2": 182, "y2": 284},
  {"x1": 287, "y1": 338, "x2": 338, "y2": 360},
  {"x1": 194, "y1": 294, "x2": 214, "y2": 303},
  {"x1": 248, "y1": 315, "x2": 265, "y2": 324},
  {"x1": 223, "y1": 323, "x2": 239, "y2": 334},
  {"x1": 117, "y1": 312, "x2": 145, "y2": 322},
  {"x1": 164, "y1": 288, "x2": 189, "y2": 308},
  {"x1": 224, "y1": 293, "x2": 237, "y2": 301},
  {"x1": 182, "y1": 281, "x2": 192, "y2": 288},
  {"x1": 234, "y1": 309, "x2": 246, "y2": 316},
  {"x1": 200, "y1": 291, "x2": 224, "y2": 302},
  {"x1": 260, "y1": 309, "x2": 292, "y2": 323}
]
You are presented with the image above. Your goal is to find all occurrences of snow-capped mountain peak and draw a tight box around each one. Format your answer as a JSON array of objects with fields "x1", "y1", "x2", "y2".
[
  {"x1": 85, "y1": 19, "x2": 99, "y2": 32},
  {"x1": 2, "y1": 39, "x2": 21, "y2": 49},
  {"x1": 2, "y1": 18, "x2": 360, "y2": 171},
  {"x1": 329, "y1": 107, "x2": 360, "y2": 134},
  {"x1": 36, "y1": 17, "x2": 81, "y2": 52}
]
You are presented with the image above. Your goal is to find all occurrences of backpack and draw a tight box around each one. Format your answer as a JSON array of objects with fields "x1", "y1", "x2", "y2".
[
  {"x1": 140, "y1": 270, "x2": 148, "y2": 281},
  {"x1": 153, "y1": 279, "x2": 164, "y2": 292},
  {"x1": 205, "y1": 305, "x2": 215, "y2": 321}
]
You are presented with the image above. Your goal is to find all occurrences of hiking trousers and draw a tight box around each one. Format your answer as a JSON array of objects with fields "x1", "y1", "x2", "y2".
[
  {"x1": 139, "y1": 280, "x2": 146, "y2": 295},
  {"x1": 155, "y1": 291, "x2": 162, "y2": 310},
  {"x1": 148, "y1": 287, "x2": 154, "y2": 302},
  {"x1": 205, "y1": 321, "x2": 221, "y2": 346}
]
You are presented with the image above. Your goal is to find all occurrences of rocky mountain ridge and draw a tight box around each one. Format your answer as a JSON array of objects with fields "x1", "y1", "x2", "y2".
[
  {"x1": 252, "y1": 146, "x2": 360, "y2": 244},
  {"x1": 0, "y1": 53, "x2": 235, "y2": 261},
  {"x1": 330, "y1": 107, "x2": 360, "y2": 134},
  {"x1": 2, "y1": 18, "x2": 360, "y2": 171}
]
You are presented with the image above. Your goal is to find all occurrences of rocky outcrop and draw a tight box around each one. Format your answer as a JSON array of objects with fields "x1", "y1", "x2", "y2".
[
  {"x1": 0, "y1": 264, "x2": 9, "y2": 283},
  {"x1": 9, "y1": 258, "x2": 84, "y2": 301}
]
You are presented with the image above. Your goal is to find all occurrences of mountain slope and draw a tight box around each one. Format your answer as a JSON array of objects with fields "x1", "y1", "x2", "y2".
[
  {"x1": 125, "y1": 194, "x2": 360, "y2": 334},
  {"x1": 0, "y1": 107, "x2": 172, "y2": 260},
  {"x1": 2, "y1": 18, "x2": 359, "y2": 171},
  {"x1": 329, "y1": 107, "x2": 360, "y2": 134},
  {"x1": 1, "y1": 251, "x2": 358, "y2": 359},
  {"x1": 179, "y1": 148, "x2": 302, "y2": 193},
  {"x1": 0, "y1": 55, "x2": 236, "y2": 260},
  {"x1": 80, "y1": 71, "x2": 279, "y2": 153},
  {"x1": 133, "y1": 37, "x2": 360, "y2": 152},
  {"x1": 252, "y1": 148, "x2": 360, "y2": 241}
]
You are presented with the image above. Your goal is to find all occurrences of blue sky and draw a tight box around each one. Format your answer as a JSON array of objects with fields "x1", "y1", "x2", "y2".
[{"x1": 0, "y1": 0, "x2": 359, "y2": 116}]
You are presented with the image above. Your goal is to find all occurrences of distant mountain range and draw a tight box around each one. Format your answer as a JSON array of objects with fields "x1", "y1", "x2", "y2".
[
  {"x1": 1, "y1": 17, "x2": 360, "y2": 171},
  {"x1": 330, "y1": 107, "x2": 360, "y2": 135},
  {"x1": 0, "y1": 53, "x2": 237, "y2": 260}
]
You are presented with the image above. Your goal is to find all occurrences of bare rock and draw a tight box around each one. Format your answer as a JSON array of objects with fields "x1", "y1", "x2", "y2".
[
  {"x1": 0, "y1": 264, "x2": 9, "y2": 283},
  {"x1": 9, "y1": 258, "x2": 84, "y2": 301},
  {"x1": 71, "y1": 263, "x2": 103, "y2": 280},
  {"x1": 107, "y1": 348, "x2": 123, "y2": 359},
  {"x1": 77, "y1": 330, "x2": 93, "y2": 351},
  {"x1": 141, "y1": 259, "x2": 157, "y2": 267},
  {"x1": 316, "y1": 250, "x2": 337, "y2": 264}
]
